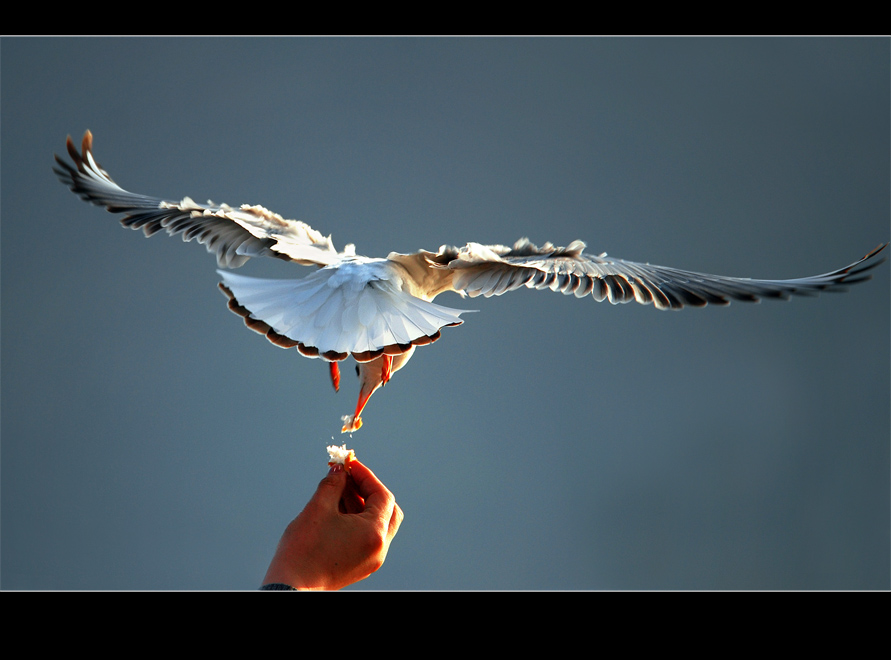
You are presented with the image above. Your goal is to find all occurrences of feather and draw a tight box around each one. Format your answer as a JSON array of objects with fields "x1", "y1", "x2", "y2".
[{"x1": 54, "y1": 132, "x2": 888, "y2": 432}]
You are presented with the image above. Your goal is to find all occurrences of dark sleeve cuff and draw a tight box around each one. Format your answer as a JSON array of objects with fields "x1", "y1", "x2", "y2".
[{"x1": 260, "y1": 582, "x2": 297, "y2": 591}]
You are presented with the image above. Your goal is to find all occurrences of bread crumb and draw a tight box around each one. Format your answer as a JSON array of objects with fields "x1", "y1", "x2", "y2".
[{"x1": 326, "y1": 444, "x2": 356, "y2": 471}]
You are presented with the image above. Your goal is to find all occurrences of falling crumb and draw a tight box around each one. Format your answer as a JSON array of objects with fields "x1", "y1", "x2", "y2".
[{"x1": 327, "y1": 443, "x2": 356, "y2": 471}]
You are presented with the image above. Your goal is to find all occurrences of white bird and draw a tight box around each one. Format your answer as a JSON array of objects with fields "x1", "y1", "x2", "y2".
[{"x1": 55, "y1": 131, "x2": 888, "y2": 432}]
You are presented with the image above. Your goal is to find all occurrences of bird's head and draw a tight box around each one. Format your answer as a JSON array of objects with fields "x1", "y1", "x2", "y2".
[{"x1": 341, "y1": 347, "x2": 416, "y2": 433}]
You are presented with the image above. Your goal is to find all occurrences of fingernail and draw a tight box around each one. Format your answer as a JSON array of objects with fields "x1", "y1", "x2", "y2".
[{"x1": 328, "y1": 464, "x2": 344, "y2": 475}]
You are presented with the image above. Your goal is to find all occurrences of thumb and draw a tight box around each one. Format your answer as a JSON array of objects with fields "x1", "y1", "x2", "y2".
[{"x1": 309, "y1": 464, "x2": 348, "y2": 511}]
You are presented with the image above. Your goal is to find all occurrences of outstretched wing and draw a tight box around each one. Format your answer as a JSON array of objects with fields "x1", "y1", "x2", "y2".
[
  {"x1": 437, "y1": 238, "x2": 888, "y2": 310},
  {"x1": 53, "y1": 131, "x2": 344, "y2": 268}
]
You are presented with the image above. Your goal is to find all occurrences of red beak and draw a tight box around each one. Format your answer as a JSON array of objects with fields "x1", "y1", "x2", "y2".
[
  {"x1": 340, "y1": 355, "x2": 393, "y2": 433},
  {"x1": 341, "y1": 379, "x2": 376, "y2": 432},
  {"x1": 355, "y1": 355, "x2": 393, "y2": 417}
]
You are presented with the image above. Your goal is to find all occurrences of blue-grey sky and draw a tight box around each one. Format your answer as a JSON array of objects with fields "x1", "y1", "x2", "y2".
[{"x1": 2, "y1": 37, "x2": 888, "y2": 590}]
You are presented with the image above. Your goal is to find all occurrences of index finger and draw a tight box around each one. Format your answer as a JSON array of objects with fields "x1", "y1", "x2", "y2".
[{"x1": 347, "y1": 459, "x2": 397, "y2": 518}]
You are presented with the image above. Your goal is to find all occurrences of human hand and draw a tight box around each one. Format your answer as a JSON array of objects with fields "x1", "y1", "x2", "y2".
[{"x1": 262, "y1": 459, "x2": 404, "y2": 590}]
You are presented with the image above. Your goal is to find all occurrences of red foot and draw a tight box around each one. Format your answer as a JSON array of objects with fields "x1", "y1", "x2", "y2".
[
  {"x1": 381, "y1": 354, "x2": 393, "y2": 384},
  {"x1": 329, "y1": 362, "x2": 341, "y2": 392}
]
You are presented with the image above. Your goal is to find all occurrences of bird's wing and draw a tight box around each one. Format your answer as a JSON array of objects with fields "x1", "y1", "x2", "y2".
[
  {"x1": 217, "y1": 263, "x2": 470, "y2": 363},
  {"x1": 54, "y1": 131, "x2": 343, "y2": 268},
  {"x1": 435, "y1": 238, "x2": 888, "y2": 309}
]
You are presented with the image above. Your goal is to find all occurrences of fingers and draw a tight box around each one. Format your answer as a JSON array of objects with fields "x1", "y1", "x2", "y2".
[
  {"x1": 317, "y1": 459, "x2": 403, "y2": 534},
  {"x1": 348, "y1": 460, "x2": 391, "y2": 507},
  {"x1": 339, "y1": 475, "x2": 366, "y2": 514},
  {"x1": 346, "y1": 459, "x2": 402, "y2": 527},
  {"x1": 388, "y1": 501, "x2": 404, "y2": 541},
  {"x1": 309, "y1": 464, "x2": 348, "y2": 511}
]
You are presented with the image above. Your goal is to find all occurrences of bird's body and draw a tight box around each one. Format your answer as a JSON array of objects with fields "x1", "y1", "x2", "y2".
[{"x1": 54, "y1": 131, "x2": 887, "y2": 432}]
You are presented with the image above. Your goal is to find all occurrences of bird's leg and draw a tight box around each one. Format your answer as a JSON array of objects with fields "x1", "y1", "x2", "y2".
[
  {"x1": 329, "y1": 361, "x2": 341, "y2": 392},
  {"x1": 381, "y1": 354, "x2": 393, "y2": 385}
]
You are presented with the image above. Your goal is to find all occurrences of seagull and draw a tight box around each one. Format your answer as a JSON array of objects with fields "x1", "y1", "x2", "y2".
[{"x1": 54, "y1": 131, "x2": 888, "y2": 433}]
